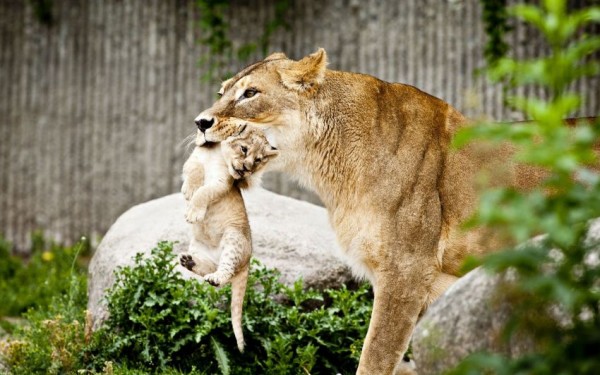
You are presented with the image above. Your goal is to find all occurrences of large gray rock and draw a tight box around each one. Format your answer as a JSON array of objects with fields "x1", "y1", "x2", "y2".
[
  {"x1": 411, "y1": 268, "x2": 526, "y2": 375},
  {"x1": 88, "y1": 188, "x2": 352, "y2": 328}
]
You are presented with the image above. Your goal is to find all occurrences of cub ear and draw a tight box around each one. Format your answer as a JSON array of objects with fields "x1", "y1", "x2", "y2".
[
  {"x1": 265, "y1": 145, "x2": 279, "y2": 157},
  {"x1": 279, "y1": 48, "x2": 328, "y2": 93},
  {"x1": 234, "y1": 124, "x2": 248, "y2": 136},
  {"x1": 264, "y1": 52, "x2": 287, "y2": 61}
]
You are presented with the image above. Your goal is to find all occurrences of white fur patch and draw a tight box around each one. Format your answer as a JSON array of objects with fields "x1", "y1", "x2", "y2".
[{"x1": 340, "y1": 236, "x2": 375, "y2": 283}]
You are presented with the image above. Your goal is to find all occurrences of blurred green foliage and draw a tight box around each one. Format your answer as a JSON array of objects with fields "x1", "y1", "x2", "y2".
[
  {"x1": 0, "y1": 237, "x2": 88, "y2": 375},
  {"x1": 0, "y1": 233, "x2": 89, "y2": 317},
  {"x1": 451, "y1": 0, "x2": 600, "y2": 374}
]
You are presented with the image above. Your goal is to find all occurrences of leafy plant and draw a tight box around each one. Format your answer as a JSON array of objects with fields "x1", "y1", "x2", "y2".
[
  {"x1": 451, "y1": 1, "x2": 600, "y2": 374},
  {"x1": 91, "y1": 241, "x2": 372, "y2": 374}
]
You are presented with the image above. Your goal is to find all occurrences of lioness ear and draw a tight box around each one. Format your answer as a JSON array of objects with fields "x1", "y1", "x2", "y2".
[
  {"x1": 219, "y1": 77, "x2": 234, "y2": 96},
  {"x1": 279, "y1": 48, "x2": 328, "y2": 93},
  {"x1": 264, "y1": 52, "x2": 287, "y2": 61}
]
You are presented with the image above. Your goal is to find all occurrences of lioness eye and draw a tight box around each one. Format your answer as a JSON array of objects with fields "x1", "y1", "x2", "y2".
[
  {"x1": 241, "y1": 146, "x2": 248, "y2": 155},
  {"x1": 242, "y1": 89, "x2": 257, "y2": 99}
]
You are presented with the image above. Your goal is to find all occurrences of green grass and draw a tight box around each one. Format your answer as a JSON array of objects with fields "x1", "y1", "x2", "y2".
[{"x1": 0, "y1": 233, "x2": 89, "y2": 317}]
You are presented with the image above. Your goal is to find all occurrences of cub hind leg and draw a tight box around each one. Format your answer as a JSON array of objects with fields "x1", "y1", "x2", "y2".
[
  {"x1": 203, "y1": 226, "x2": 251, "y2": 287},
  {"x1": 180, "y1": 240, "x2": 218, "y2": 277}
]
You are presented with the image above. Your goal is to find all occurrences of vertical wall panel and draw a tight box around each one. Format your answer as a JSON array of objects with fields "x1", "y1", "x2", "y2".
[{"x1": 0, "y1": 0, "x2": 598, "y2": 250}]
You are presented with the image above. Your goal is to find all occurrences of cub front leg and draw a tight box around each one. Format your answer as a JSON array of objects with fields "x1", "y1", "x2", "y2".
[
  {"x1": 185, "y1": 181, "x2": 230, "y2": 223},
  {"x1": 181, "y1": 160, "x2": 204, "y2": 201}
]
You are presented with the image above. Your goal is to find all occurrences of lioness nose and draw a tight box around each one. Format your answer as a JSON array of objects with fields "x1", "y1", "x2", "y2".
[{"x1": 195, "y1": 117, "x2": 215, "y2": 132}]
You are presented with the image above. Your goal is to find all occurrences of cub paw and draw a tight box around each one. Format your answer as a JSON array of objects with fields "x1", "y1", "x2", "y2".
[
  {"x1": 227, "y1": 160, "x2": 247, "y2": 180},
  {"x1": 180, "y1": 254, "x2": 196, "y2": 271},
  {"x1": 204, "y1": 273, "x2": 222, "y2": 287},
  {"x1": 185, "y1": 206, "x2": 207, "y2": 223},
  {"x1": 181, "y1": 182, "x2": 194, "y2": 201}
]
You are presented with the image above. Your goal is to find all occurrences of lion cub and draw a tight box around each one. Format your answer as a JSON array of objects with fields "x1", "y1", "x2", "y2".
[{"x1": 179, "y1": 123, "x2": 278, "y2": 352}]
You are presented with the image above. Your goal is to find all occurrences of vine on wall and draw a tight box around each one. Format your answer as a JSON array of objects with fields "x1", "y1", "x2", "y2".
[
  {"x1": 480, "y1": 0, "x2": 510, "y2": 66},
  {"x1": 30, "y1": 0, "x2": 54, "y2": 26},
  {"x1": 195, "y1": 0, "x2": 291, "y2": 82}
]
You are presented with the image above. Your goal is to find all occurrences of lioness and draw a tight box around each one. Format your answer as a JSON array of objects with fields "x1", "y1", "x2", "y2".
[
  {"x1": 192, "y1": 49, "x2": 536, "y2": 374},
  {"x1": 180, "y1": 121, "x2": 278, "y2": 352}
]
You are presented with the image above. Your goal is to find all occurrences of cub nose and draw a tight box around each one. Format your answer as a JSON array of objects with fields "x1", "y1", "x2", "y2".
[{"x1": 195, "y1": 117, "x2": 215, "y2": 132}]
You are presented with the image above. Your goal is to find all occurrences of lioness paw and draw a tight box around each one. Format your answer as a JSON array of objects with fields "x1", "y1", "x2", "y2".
[{"x1": 180, "y1": 254, "x2": 196, "y2": 271}]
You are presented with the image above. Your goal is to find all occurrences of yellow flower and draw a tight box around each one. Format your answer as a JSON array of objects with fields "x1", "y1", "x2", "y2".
[{"x1": 42, "y1": 251, "x2": 54, "y2": 262}]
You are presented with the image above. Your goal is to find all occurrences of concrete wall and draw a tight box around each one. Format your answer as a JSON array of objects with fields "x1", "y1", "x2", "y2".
[{"x1": 1, "y1": 0, "x2": 598, "y2": 249}]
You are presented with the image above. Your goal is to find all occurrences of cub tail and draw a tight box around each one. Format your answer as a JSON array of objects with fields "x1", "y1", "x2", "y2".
[{"x1": 230, "y1": 266, "x2": 249, "y2": 352}]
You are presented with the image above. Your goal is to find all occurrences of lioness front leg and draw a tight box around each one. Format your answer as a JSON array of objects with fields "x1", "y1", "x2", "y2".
[{"x1": 358, "y1": 255, "x2": 435, "y2": 375}]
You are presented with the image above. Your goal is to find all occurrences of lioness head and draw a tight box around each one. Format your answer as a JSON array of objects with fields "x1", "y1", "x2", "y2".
[
  {"x1": 195, "y1": 118, "x2": 245, "y2": 146},
  {"x1": 221, "y1": 126, "x2": 279, "y2": 180},
  {"x1": 194, "y1": 48, "x2": 328, "y2": 150}
]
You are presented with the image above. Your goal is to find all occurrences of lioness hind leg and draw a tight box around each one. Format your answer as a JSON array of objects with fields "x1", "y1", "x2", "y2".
[
  {"x1": 426, "y1": 272, "x2": 458, "y2": 308},
  {"x1": 393, "y1": 361, "x2": 417, "y2": 375},
  {"x1": 357, "y1": 259, "x2": 435, "y2": 375}
]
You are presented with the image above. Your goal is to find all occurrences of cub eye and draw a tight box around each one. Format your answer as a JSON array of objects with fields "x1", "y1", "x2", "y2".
[
  {"x1": 240, "y1": 146, "x2": 248, "y2": 155},
  {"x1": 242, "y1": 89, "x2": 258, "y2": 99},
  {"x1": 255, "y1": 158, "x2": 262, "y2": 163}
]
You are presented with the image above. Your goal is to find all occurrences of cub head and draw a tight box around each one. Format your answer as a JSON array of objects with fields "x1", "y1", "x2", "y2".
[
  {"x1": 221, "y1": 126, "x2": 279, "y2": 180},
  {"x1": 194, "y1": 48, "x2": 329, "y2": 148}
]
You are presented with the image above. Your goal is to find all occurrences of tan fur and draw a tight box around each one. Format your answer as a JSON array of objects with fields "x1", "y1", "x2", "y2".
[
  {"x1": 180, "y1": 123, "x2": 278, "y2": 352},
  {"x1": 192, "y1": 49, "x2": 562, "y2": 373}
]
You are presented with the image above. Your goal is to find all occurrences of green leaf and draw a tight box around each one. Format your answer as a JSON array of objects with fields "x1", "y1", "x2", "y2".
[{"x1": 211, "y1": 337, "x2": 231, "y2": 375}]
